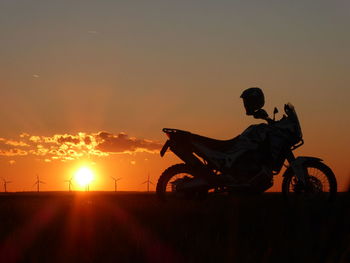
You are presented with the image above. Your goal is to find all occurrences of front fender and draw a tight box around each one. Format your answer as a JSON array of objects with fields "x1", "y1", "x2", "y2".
[
  {"x1": 288, "y1": 156, "x2": 323, "y2": 169},
  {"x1": 283, "y1": 156, "x2": 323, "y2": 184}
]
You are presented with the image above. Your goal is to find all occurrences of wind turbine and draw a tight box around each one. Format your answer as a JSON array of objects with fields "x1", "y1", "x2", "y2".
[
  {"x1": 142, "y1": 173, "x2": 153, "y2": 192},
  {"x1": 2, "y1": 178, "x2": 12, "y2": 193},
  {"x1": 111, "y1": 177, "x2": 122, "y2": 192},
  {"x1": 64, "y1": 177, "x2": 73, "y2": 192},
  {"x1": 85, "y1": 180, "x2": 94, "y2": 192},
  {"x1": 33, "y1": 175, "x2": 45, "y2": 192}
]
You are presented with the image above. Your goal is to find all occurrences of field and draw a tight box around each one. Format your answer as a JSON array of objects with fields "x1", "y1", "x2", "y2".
[{"x1": 0, "y1": 192, "x2": 349, "y2": 263}]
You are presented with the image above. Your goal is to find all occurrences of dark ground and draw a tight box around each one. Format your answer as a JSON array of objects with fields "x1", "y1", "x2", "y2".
[{"x1": 0, "y1": 192, "x2": 348, "y2": 263}]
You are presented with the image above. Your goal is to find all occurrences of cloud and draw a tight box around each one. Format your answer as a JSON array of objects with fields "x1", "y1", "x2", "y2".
[
  {"x1": 0, "y1": 131, "x2": 162, "y2": 162},
  {"x1": 0, "y1": 148, "x2": 28, "y2": 156},
  {"x1": 56, "y1": 135, "x2": 80, "y2": 145},
  {"x1": 20, "y1": 133, "x2": 30, "y2": 138},
  {"x1": 95, "y1": 132, "x2": 162, "y2": 154},
  {"x1": 4, "y1": 140, "x2": 29, "y2": 147}
]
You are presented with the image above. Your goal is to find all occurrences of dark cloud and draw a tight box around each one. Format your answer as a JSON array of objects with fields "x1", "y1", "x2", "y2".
[
  {"x1": 56, "y1": 135, "x2": 80, "y2": 145},
  {"x1": 95, "y1": 132, "x2": 162, "y2": 153},
  {"x1": 84, "y1": 136, "x2": 92, "y2": 145}
]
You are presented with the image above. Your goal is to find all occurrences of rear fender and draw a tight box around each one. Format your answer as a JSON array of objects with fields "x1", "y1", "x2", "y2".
[
  {"x1": 160, "y1": 140, "x2": 170, "y2": 157},
  {"x1": 283, "y1": 156, "x2": 323, "y2": 184}
]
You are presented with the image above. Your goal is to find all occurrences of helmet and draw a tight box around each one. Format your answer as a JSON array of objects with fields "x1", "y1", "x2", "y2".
[{"x1": 240, "y1": 87, "x2": 265, "y2": 115}]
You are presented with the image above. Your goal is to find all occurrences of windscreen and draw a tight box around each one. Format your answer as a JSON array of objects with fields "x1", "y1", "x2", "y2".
[{"x1": 285, "y1": 103, "x2": 303, "y2": 139}]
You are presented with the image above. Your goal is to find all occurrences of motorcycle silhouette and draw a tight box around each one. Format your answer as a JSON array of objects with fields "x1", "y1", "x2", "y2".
[{"x1": 156, "y1": 104, "x2": 337, "y2": 201}]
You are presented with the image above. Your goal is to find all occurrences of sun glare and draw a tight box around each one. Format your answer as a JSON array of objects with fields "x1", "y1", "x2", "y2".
[{"x1": 75, "y1": 167, "x2": 94, "y2": 188}]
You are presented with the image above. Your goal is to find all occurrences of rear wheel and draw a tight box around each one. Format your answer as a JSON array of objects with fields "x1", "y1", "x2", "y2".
[
  {"x1": 156, "y1": 163, "x2": 206, "y2": 201},
  {"x1": 282, "y1": 160, "x2": 337, "y2": 203}
]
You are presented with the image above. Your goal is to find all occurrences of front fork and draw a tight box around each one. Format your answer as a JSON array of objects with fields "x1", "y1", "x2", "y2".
[
  {"x1": 286, "y1": 151, "x2": 307, "y2": 185},
  {"x1": 285, "y1": 151, "x2": 323, "y2": 185}
]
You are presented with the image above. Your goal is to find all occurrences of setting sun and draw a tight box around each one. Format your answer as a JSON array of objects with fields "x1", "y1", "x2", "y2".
[{"x1": 75, "y1": 167, "x2": 94, "y2": 188}]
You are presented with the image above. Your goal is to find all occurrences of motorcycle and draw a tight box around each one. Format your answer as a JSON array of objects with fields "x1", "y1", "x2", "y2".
[{"x1": 156, "y1": 103, "x2": 337, "y2": 202}]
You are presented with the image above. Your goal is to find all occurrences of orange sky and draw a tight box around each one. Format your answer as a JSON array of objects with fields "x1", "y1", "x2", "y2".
[{"x1": 0, "y1": 0, "x2": 349, "y2": 191}]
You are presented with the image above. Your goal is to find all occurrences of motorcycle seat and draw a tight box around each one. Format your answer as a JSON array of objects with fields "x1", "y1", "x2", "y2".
[{"x1": 190, "y1": 134, "x2": 239, "y2": 152}]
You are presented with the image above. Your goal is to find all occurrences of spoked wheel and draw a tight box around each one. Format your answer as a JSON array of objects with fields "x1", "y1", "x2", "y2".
[
  {"x1": 156, "y1": 163, "x2": 207, "y2": 201},
  {"x1": 282, "y1": 160, "x2": 337, "y2": 204}
]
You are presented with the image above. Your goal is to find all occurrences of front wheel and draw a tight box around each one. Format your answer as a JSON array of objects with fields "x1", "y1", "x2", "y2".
[{"x1": 282, "y1": 160, "x2": 337, "y2": 203}]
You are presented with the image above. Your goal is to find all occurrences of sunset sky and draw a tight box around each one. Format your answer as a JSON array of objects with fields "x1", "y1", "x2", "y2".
[{"x1": 0, "y1": 0, "x2": 349, "y2": 191}]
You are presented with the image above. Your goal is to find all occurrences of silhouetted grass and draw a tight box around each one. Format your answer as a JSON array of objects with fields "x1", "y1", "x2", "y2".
[{"x1": 0, "y1": 192, "x2": 348, "y2": 263}]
